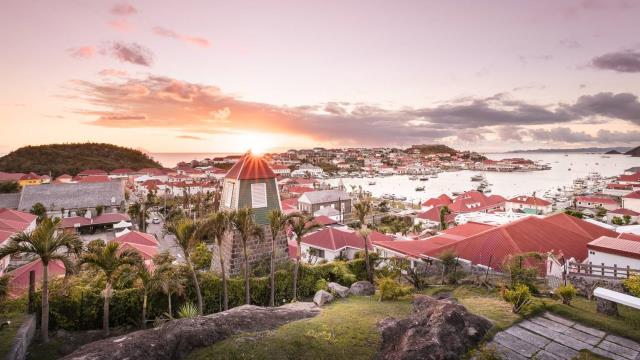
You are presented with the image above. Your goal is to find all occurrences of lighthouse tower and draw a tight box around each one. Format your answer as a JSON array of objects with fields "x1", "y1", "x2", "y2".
[{"x1": 217, "y1": 151, "x2": 287, "y2": 276}]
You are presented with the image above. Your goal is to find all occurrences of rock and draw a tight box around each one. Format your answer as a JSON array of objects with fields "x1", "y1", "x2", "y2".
[
  {"x1": 313, "y1": 290, "x2": 334, "y2": 306},
  {"x1": 62, "y1": 303, "x2": 320, "y2": 360},
  {"x1": 349, "y1": 281, "x2": 375, "y2": 296},
  {"x1": 377, "y1": 295, "x2": 492, "y2": 360},
  {"x1": 596, "y1": 298, "x2": 619, "y2": 316},
  {"x1": 327, "y1": 282, "x2": 350, "y2": 298}
]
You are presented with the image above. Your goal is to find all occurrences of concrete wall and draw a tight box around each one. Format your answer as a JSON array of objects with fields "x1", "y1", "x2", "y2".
[
  {"x1": 6, "y1": 314, "x2": 36, "y2": 360},
  {"x1": 623, "y1": 198, "x2": 640, "y2": 213}
]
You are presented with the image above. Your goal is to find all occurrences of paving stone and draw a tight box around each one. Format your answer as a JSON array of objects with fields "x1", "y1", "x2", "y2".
[
  {"x1": 591, "y1": 347, "x2": 630, "y2": 360},
  {"x1": 530, "y1": 316, "x2": 571, "y2": 333},
  {"x1": 598, "y1": 340, "x2": 640, "y2": 360},
  {"x1": 494, "y1": 331, "x2": 541, "y2": 357},
  {"x1": 561, "y1": 326, "x2": 603, "y2": 346},
  {"x1": 506, "y1": 325, "x2": 552, "y2": 348},
  {"x1": 542, "y1": 312, "x2": 575, "y2": 327},
  {"x1": 553, "y1": 332, "x2": 593, "y2": 351},
  {"x1": 544, "y1": 341, "x2": 579, "y2": 360},
  {"x1": 605, "y1": 334, "x2": 640, "y2": 352},
  {"x1": 493, "y1": 343, "x2": 529, "y2": 360},
  {"x1": 573, "y1": 323, "x2": 607, "y2": 338},
  {"x1": 533, "y1": 350, "x2": 562, "y2": 360},
  {"x1": 519, "y1": 320, "x2": 562, "y2": 340}
]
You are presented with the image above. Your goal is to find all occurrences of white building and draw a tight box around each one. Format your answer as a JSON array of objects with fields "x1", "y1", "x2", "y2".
[
  {"x1": 623, "y1": 191, "x2": 640, "y2": 213},
  {"x1": 587, "y1": 236, "x2": 640, "y2": 277},
  {"x1": 505, "y1": 195, "x2": 553, "y2": 214},
  {"x1": 291, "y1": 163, "x2": 324, "y2": 177}
]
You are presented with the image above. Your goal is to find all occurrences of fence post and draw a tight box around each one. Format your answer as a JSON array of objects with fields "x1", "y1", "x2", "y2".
[
  {"x1": 601, "y1": 263, "x2": 605, "y2": 277},
  {"x1": 627, "y1": 265, "x2": 631, "y2": 278},
  {"x1": 614, "y1": 264, "x2": 617, "y2": 279},
  {"x1": 589, "y1": 262, "x2": 593, "y2": 275}
]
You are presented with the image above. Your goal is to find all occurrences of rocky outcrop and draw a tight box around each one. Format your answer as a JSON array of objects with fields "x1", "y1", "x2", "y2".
[
  {"x1": 349, "y1": 281, "x2": 375, "y2": 296},
  {"x1": 567, "y1": 275, "x2": 624, "y2": 299},
  {"x1": 62, "y1": 303, "x2": 320, "y2": 360},
  {"x1": 313, "y1": 290, "x2": 334, "y2": 306},
  {"x1": 328, "y1": 282, "x2": 350, "y2": 298},
  {"x1": 377, "y1": 295, "x2": 492, "y2": 360}
]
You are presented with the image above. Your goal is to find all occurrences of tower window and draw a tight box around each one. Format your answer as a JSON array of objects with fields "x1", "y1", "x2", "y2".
[{"x1": 251, "y1": 183, "x2": 267, "y2": 208}]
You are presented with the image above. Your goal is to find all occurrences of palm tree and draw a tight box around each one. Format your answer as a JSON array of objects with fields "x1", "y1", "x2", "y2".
[
  {"x1": 80, "y1": 241, "x2": 141, "y2": 337},
  {"x1": 229, "y1": 208, "x2": 264, "y2": 305},
  {"x1": 353, "y1": 198, "x2": 373, "y2": 282},
  {"x1": 155, "y1": 261, "x2": 185, "y2": 317},
  {"x1": 267, "y1": 209, "x2": 297, "y2": 307},
  {"x1": 439, "y1": 206, "x2": 451, "y2": 230},
  {"x1": 133, "y1": 251, "x2": 175, "y2": 327},
  {"x1": 198, "y1": 211, "x2": 231, "y2": 310},
  {"x1": 0, "y1": 218, "x2": 81, "y2": 342},
  {"x1": 288, "y1": 215, "x2": 320, "y2": 301},
  {"x1": 166, "y1": 217, "x2": 204, "y2": 315}
]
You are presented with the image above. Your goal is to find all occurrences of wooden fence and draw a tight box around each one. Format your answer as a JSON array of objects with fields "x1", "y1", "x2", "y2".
[{"x1": 568, "y1": 262, "x2": 640, "y2": 280}]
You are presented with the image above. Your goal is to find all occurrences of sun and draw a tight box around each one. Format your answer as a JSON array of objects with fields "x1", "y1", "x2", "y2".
[{"x1": 242, "y1": 132, "x2": 276, "y2": 155}]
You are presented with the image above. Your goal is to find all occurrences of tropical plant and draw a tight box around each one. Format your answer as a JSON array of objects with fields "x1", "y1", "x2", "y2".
[
  {"x1": 229, "y1": 208, "x2": 264, "y2": 304},
  {"x1": 503, "y1": 252, "x2": 543, "y2": 292},
  {"x1": 501, "y1": 284, "x2": 532, "y2": 314},
  {"x1": 0, "y1": 274, "x2": 11, "y2": 301},
  {"x1": 0, "y1": 181, "x2": 20, "y2": 194},
  {"x1": 198, "y1": 211, "x2": 231, "y2": 310},
  {"x1": 155, "y1": 260, "x2": 185, "y2": 317},
  {"x1": 624, "y1": 275, "x2": 640, "y2": 297},
  {"x1": 623, "y1": 215, "x2": 632, "y2": 225},
  {"x1": 79, "y1": 240, "x2": 142, "y2": 336},
  {"x1": 556, "y1": 284, "x2": 577, "y2": 305},
  {"x1": 437, "y1": 249, "x2": 459, "y2": 284},
  {"x1": 178, "y1": 302, "x2": 199, "y2": 318},
  {"x1": 353, "y1": 198, "x2": 374, "y2": 282},
  {"x1": 612, "y1": 216, "x2": 624, "y2": 225},
  {"x1": 377, "y1": 276, "x2": 411, "y2": 301},
  {"x1": 289, "y1": 214, "x2": 321, "y2": 301},
  {"x1": 267, "y1": 209, "x2": 297, "y2": 307},
  {"x1": 439, "y1": 206, "x2": 451, "y2": 230},
  {"x1": 0, "y1": 218, "x2": 81, "y2": 342},
  {"x1": 29, "y1": 202, "x2": 47, "y2": 222},
  {"x1": 190, "y1": 242, "x2": 212, "y2": 271},
  {"x1": 167, "y1": 217, "x2": 203, "y2": 315},
  {"x1": 132, "y1": 252, "x2": 173, "y2": 328}
]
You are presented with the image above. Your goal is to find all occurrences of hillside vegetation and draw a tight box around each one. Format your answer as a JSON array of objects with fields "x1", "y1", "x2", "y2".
[{"x1": 0, "y1": 143, "x2": 161, "y2": 177}]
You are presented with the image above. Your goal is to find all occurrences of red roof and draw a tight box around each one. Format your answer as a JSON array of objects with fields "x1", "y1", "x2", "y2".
[
  {"x1": 417, "y1": 205, "x2": 456, "y2": 223},
  {"x1": 0, "y1": 209, "x2": 37, "y2": 224},
  {"x1": 301, "y1": 227, "x2": 372, "y2": 251},
  {"x1": 610, "y1": 208, "x2": 640, "y2": 216},
  {"x1": 313, "y1": 216, "x2": 337, "y2": 226},
  {"x1": 20, "y1": 172, "x2": 42, "y2": 180},
  {"x1": 624, "y1": 191, "x2": 640, "y2": 199},
  {"x1": 60, "y1": 213, "x2": 130, "y2": 228},
  {"x1": 138, "y1": 168, "x2": 166, "y2": 176},
  {"x1": 607, "y1": 183, "x2": 633, "y2": 190},
  {"x1": 0, "y1": 172, "x2": 24, "y2": 182},
  {"x1": 440, "y1": 222, "x2": 495, "y2": 239},
  {"x1": 422, "y1": 194, "x2": 452, "y2": 207},
  {"x1": 588, "y1": 236, "x2": 640, "y2": 260},
  {"x1": 110, "y1": 168, "x2": 134, "y2": 175},
  {"x1": 618, "y1": 173, "x2": 640, "y2": 182},
  {"x1": 507, "y1": 195, "x2": 551, "y2": 206},
  {"x1": 288, "y1": 186, "x2": 315, "y2": 195},
  {"x1": 448, "y1": 191, "x2": 505, "y2": 213},
  {"x1": 576, "y1": 196, "x2": 618, "y2": 204},
  {"x1": 545, "y1": 213, "x2": 619, "y2": 239},
  {"x1": 115, "y1": 231, "x2": 158, "y2": 246},
  {"x1": 618, "y1": 233, "x2": 640, "y2": 242},
  {"x1": 225, "y1": 152, "x2": 276, "y2": 180},
  {"x1": 119, "y1": 242, "x2": 158, "y2": 260},
  {"x1": 77, "y1": 175, "x2": 111, "y2": 183},
  {"x1": 7, "y1": 259, "x2": 66, "y2": 298},
  {"x1": 78, "y1": 169, "x2": 108, "y2": 176}
]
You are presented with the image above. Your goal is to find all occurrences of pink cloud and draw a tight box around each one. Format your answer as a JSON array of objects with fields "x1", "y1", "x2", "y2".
[
  {"x1": 68, "y1": 46, "x2": 96, "y2": 59},
  {"x1": 108, "y1": 42, "x2": 153, "y2": 66},
  {"x1": 152, "y1": 26, "x2": 211, "y2": 48},
  {"x1": 98, "y1": 69, "x2": 129, "y2": 77},
  {"x1": 111, "y1": 3, "x2": 137, "y2": 16},
  {"x1": 108, "y1": 19, "x2": 133, "y2": 32}
]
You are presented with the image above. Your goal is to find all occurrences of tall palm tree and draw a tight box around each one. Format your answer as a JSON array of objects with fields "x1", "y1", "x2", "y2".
[
  {"x1": 229, "y1": 208, "x2": 264, "y2": 305},
  {"x1": 80, "y1": 241, "x2": 141, "y2": 337},
  {"x1": 353, "y1": 198, "x2": 373, "y2": 282},
  {"x1": 0, "y1": 218, "x2": 81, "y2": 342},
  {"x1": 155, "y1": 261, "x2": 185, "y2": 317},
  {"x1": 198, "y1": 211, "x2": 231, "y2": 310},
  {"x1": 267, "y1": 210, "x2": 298, "y2": 307},
  {"x1": 133, "y1": 251, "x2": 175, "y2": 327},
  {"x1": 288, "y1": 215, "x2": 320, "y2": 301},
  {"x1": 166, "y1": 217, "x2": 204, "y2": 315}
]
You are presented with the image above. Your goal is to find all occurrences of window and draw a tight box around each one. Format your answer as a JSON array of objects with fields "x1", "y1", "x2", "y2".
[
  {"x1": 309, "y1": 247, "x2": 325, "y2": 258},
  {"x1": 224, "y1": 181, "x2": 234, "y2": 207},
  {"x1": 251, "y1": 183, "x2": 267, "y2": 208}
]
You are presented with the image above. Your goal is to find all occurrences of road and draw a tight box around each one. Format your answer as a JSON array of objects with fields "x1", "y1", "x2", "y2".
[{"x1": 146, "y1": 212, "x2": 185, "y2": 263}]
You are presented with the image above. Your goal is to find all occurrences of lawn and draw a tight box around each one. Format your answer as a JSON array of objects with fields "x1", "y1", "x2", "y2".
[
  {"x1": 543, "y1": 296, "x2": 640, "y2": 343},
  {"x1": 0, "y1": 312, "x2": 27, "y2": 356},
  {"x1": 187, "y1": 296, "x2": 413, "y2": 360}
]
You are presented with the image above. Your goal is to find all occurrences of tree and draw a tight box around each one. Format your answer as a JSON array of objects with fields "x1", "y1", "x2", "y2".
[
  {"x1": 80, "y1": 241, "x2": 141, "y2": 337},
  {"x1": 623, "y1": 215, "x2": 632, "y2": 225},
  {"x1": 167, "y1": 217, "x2": 204, "y2": 315},
  {"x1": 190, "y1": 243, "x2": 212, "y2": 271},
  {"x1": 133, "y1": 251, "x2": 174, "y2": 328},
  {"x1": 612, "y1": 216, "x2": 624, "y2": 225},
  {"x1": 439, "y1": 206, "x2": 451, "y2": 230},
  {"x1": 30, "y1": 202, "x2": 47, "y2": 222},
  {"x1": 229, "y1": 208, "x2": 264, "y2": 304},
  {"x1": 565, "y1": 209, "x2": 584, "y2": 219},
  {"x1": 198, "y1": 211, "x2": 231, "y2": 310},
  {"x1": 595, "y1": 206, "x2": 607, "y2": 219},
  {"x1": 353, "y1": 198, "x2": 374, "y2": 282},
  {"x1": 267, "y1": 209, "x2": 297, "y2": 307},
  {"x1": 127, "y1": 202, "x2": 148, "y2": 231},
  {"x1": 288, "y1": 215, "x2": 320, "y2": 301},
  {"x1": 95, "y1": 205, "x2": 105, "y2": 216},
  {"x1": 154, "y1": 256, "x2": 184, "y2": 317},
  {"x1": 0, "y1": 218, "x2": 81, "y2": 342},
  {"x1": 0, "y1": 181, "x2": 20, "y2": 194}
]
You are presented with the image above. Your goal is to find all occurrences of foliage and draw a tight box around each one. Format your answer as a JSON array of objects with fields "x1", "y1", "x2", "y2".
[
  {"x1": 440, "y1": 205, "x2": 451, "y2": 230},
  {"x1": 30, "y1": 202, "x2": 47, "y2": 221},
  {"x1": 0, "y1": 142, "x2": 161, "y2": 177},
  {"x1": 472, "y1": 345, "x2": 504, "y2": 360},
  {"x1": 437, "y1": 249, "x2": 460, "y2": 284},
  {"x1": 503, "y1": 252, "x2": 543, "y2": 293},
  {"x1": 0, "y1": 274, "x2": 10, "y2": 301},
  {"x1": 565, "y1": 209, "x2": 584, "y2": 219},
  {"x1": 376, "y1": 215, "x2": 412, "y2": 235},
  {"x1": 612, "y1": 216, "x2": 624, "y2": 225},
  {"x1": 624, "y1": 275, "x2": 640, "y2": 297},
  {"x1": 595, "y1": 206, "x2": 607, "y2": 218},
  {"x1": 315, "y1": 278, "x2": 328, "y2": 292},
  {"x1": 178, "y1": 302, "x2": 199, "y2": 319},
  {"x1": 623, "y1": 215, "x2": 632, "y2": 224},
  {"x1": 0, "y1": 181, "x2": 20, "y2": 193},
  {"x1": 190, "y1": 242, "x2": 212, "y2": 271},
  {"x1": 376, "y1": 276, "x2": 412, "y2": 301},
  {"x1": 501, "y1": 284, "x2": 532, "y2": 314},
  {"x1": 556, "y1": 284, "x2": 577, "y2": 305}
]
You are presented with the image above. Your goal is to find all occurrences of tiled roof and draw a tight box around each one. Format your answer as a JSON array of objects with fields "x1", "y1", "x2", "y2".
[
  {"x1": 301, "y1": 227, "x2": 372, "y2": 251},
  {"x1": 119, "y1": 242, "x2": 157, "y2": 260},
  {"x1": 624, "y1": 191, "x2": 640, "y2": 199},
  {"x1": 313, "y1": 215, "x2": 337, "y2": 226},
  {"x1": 610, "y1": 208, "x2": 640, "y2": 216},
  {"x1": 588, "y1": 236, "x2": 640, "y2": 260},
  {"x1": 618, "y1": 233, "x2": 640, "y2": 242},
  {"x1": 115, "y1": 230, "x2": 158, "y2": 246},
  {"x1": 225, "y1": 152, "x2": 276, "y2": 180},
  {"x1": 416, "y1": 205, "x2": 456, "y2": 223},
  {"x1": 576, "y1": 196, "x2": 618, "y2": 204},
  {"x1": 439, "y1": 222, "x2": 495, "y2": 239},
  {"x1": 447, "y1": 191, "x2": 505, "y2": 213},
  {"x1": 374, "y1": 235, "x2": 461, "y2": 259},
  {"x1": 545, "y1": 213, "x2": 619, "y2": 239},
  {"x1": 0, "y1": 208, "x2": 37, "y2": 224},
  {"x1": 507, "y1": 195, "x2": 551, "y2": 206},
  {"x1": 18, "y1": 181, "x2": 125, "y2": 211},
  {"x1": 7, "y1": 259, "x2": 66, "y2": 298}
]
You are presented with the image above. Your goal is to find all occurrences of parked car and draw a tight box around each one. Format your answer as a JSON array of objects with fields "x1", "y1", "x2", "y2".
[{"x1": 152, "y1": 217, "x2": 161, "y2": 224}]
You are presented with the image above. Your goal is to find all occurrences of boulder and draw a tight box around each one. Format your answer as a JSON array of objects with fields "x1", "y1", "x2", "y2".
[
  {"x1": 377, "y1": 295, "x2": 492, "y2": 360},
  {"x1": 313, "y1": 290, "x2": 334, "y2": 306},
  {"x1": 62, "y1": 302, "x2": 320, "y2": 360},
  {"x1": 349, "y1": 281, "x2": 375, "y2": 296},
  {"x1": 328, "y1": 282, "x2": 350, "y2": 298}
]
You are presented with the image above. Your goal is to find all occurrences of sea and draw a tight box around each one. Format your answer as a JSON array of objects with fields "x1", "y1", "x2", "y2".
[{"x1": 150, "y1": 152, "x2": 639, "y2": 204}]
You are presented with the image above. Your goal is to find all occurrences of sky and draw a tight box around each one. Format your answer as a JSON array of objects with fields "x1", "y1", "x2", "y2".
[{"x1": 1, "y1": 0, "x2": 640, "y2": 154}]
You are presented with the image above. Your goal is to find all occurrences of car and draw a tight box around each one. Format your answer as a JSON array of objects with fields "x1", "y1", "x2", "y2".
[{"x1": 152, "y1": 217, "x2": 161, "y2": 224}]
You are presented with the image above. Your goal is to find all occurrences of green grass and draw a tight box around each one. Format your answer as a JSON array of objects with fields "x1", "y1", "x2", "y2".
[
  {"x1": 0, "y1": 312, "x2": 27, "y2": 356},
  {"x1": 187, "y1": 296, "x2": 413, "y2": 360},
  {"x1": 451, "y1": 286, "x2": 522, "y2": 330},
  {"x1": 27, "y1": 338, "x2": 65, "y2": 360},
  {"x1": 572, "y1": 349, "x2": 610, "y2": 360},
  {"x1": 543, "y1": 296, "x2": 640, "y2": 343}
]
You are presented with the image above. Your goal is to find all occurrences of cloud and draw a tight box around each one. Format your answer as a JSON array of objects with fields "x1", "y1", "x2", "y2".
[
  {"x1": 592, "y1": 50, "x2": 640, "y2": 73},
  {"x1": 108, "y1": 19, "x2": 133, "y2": 32},
  {"x1": 177, "y1": 135, "x2": 205, "y2": 140},
  {"x1": 152, "y1": 26, "x2": 211, "y2": 48},
  {"x1": 525, "y1": 127, "x2": 640, "y2": 144},
  {"x1": 107, "y1": 42, "x2": 153, "y2": 66},
  {"x1": 68, "y1": 46, "x2": 96, "y2": 59},
  {"x1": 98, "y1": 69, "x2": 129, "y2": 77},
  {"x1": 111, "y1": 3, "x2": 137, "y2": 16},
  {"x1": 559, "y1": 39, "x2": 581, "y2": 49},
  {"x1": 65, "y1": 74, "x2": 640, "y2": 147}
]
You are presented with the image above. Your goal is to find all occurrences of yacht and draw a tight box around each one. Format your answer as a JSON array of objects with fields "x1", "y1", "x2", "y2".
[
  {"x1": 409, "y1": 175, "x2": 419, "y2": 180},
  {"x1": 415, "y1": 186, "x2": 425, "y2": 191},
  {"x1": 470, "y1": 174, "x2": 484, "y2": 182},
  {"x1": 368, "y1": 181, "x2": 376, "y2": 186},
  {"x1": 419, "y1": 176, "x2": 429, "y2": 181}
]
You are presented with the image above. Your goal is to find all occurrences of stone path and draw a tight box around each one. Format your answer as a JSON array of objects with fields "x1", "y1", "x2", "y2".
[{"x1": 487, "y1": 312, "x2": 640, "y2": 359}]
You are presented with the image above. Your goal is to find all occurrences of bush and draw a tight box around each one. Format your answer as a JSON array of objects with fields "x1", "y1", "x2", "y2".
[
  {"x1": 501, "y1": 284, "x2": 532, "y2": 314},
  {"x1": 556, "y1": 284, "x2": 577, "y2": 305},
  {"x1": 624, "y1": 275, "x2": 640, "y2": 297},
  {"x1": 377, "y1": 276, "x2": 412, "y2": 301},
  {"x1": 315, "y1": 279, "x2": 328, "y2": 292},
  {"x1": 178, "y1": 302, "x2": 198, "y2": 318}
]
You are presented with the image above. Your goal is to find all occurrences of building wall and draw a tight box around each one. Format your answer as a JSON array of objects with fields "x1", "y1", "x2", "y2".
[
  {"x1": 623, "y1": 198, "x2": 640, "y2": 213},
  {"x1": 505, "y1": 202, "x2": 552, "y2": 214},
  {"x1": 576, "y1": 200, "x2": 618, "y2": 211},
  {"x1": 298, "y1": 199, "x2": 352, "y2": 217},
  {"x1": 587, "y1": 249, "x2": 640, "y2": 273}
]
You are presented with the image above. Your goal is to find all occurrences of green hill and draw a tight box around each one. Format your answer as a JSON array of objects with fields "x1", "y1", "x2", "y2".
[{"x1": 0, "y1": 143, "x2": 162, "y2": 177}]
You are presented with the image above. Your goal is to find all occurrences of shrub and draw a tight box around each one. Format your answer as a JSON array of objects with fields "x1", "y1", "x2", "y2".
[
  {"x1": 501, "y1": 284, "x2": 532, "y2": 314},
  {"x1": 624, "y1": 275, "x2": 640, "y2": 297},
  {"x1": 556, "y1": 284, "x2": 577, "y2": 305},
  {"x1": 315, "y1": 278, "x2": 328, "y2": 292},
  {"x1": 178, "y1": 302, "x2": 198, "y2": 318},
  {"x1": 377, "y1": 277, "x2": 412, "y2": 301}
]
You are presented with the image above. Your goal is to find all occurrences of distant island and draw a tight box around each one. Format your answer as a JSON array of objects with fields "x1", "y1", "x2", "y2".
[
  {"x1": 508, "y1": 146, "x2": 632, "y2": 154},
  {"x1": 625, "y1": 145, "x2": 640, "y2": 157},
  {"x1": 0, "y1": 143, "x2": 162, "y2": 177}
]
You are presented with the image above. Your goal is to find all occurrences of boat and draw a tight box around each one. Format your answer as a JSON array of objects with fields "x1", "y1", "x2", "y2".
[
  {"x1": 415, "y1": 186, "x2": 425, "y2": 191},
  {"x1": 430, "y1": 173, "x2": 438, "y2": 178},
  {"x1": 470, "y1": 174, "x2": 484, "y2": 181},
  {"x1": 419, "y1": 177, "x2": 429, "y2": 181},
  {"x1": 368, "y1": 181, "x2": 376, "y2": 186}
]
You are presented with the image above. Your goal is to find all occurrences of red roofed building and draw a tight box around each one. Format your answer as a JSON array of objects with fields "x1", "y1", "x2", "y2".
[
  {"x1": 0, "y1": 209, "x2": 38, "y2": 274},
  {"x1": 623, "y1": 191, "x2": 640, "y2": 213},
  {"x1": 618, "y1": 173, "x2": 640, "y2": 185},
  {"x1": 313, "y1": 215, "x2": 338, "y2": 226},
  {"x1": 76, "y1": 175, "x2": 111, "y2": 184},
  {"x1": 421, "y1": 194, "x2": 452, "y2": 210},
  {"x1": 607, "y1": 208, "x2": 639, "y2": 224},
  {"x1": 60, "y1": 213, "x2": 131, "y2": 234},
  {"x1": 505, "y1": 195, "x2": 552, "y2": 214},
  {"x1": 587, "y1": 236, "x2": 640, "y2": 272},
  {"x1": 77, "y1": 169, "x2": 108, "y2": 177},
  {"x1": 271, "y1": 164, "x2": 291, "y2": 177},
  {"x1": 114, "y1": 230, "x2": 158, "y2": 246},
  {"x1": 287, "y1": 186, "x2": 315, "y2": 196},
  {"x1": 618, "y1": 232, "x2": 640, "y2": 242},
  {"x1": 281, "y1": 198, "x2": 299, "y2": 215},
  {"x1": 576, "y1": 195, "x2": 619, "y2": 211},
  {"x1": 297, "y1": 227, "x2": 372, "y2": 262},
  {"x1": 54, "y1": 174, "x2": 73, "y2": 183},
  {"x1": 0, "y1": 171, "x2": 24, "y2": 183},
  {"x1": 415, "y1": 205, "x2": 456, "y2": 228},
  {"x1": 6, "y1": 259, "x2": 66, "y2": 298}
]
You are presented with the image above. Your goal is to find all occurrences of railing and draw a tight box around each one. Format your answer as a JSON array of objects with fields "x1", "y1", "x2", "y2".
[{"x1": 567, "y1": 261, "x2": 640, "y2": 280}]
